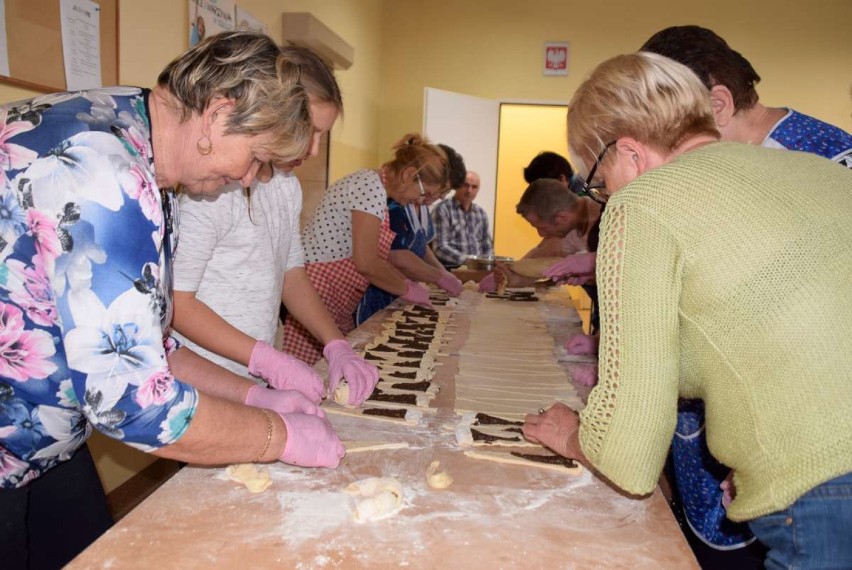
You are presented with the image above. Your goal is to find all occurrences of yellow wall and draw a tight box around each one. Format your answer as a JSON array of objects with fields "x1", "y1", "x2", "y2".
[
  {"x1": 494, "y1": 104, "x2": 568, "y2": 259},
  {"x1": 379, "y1": 0, "x2": 851, "y2": 156}
]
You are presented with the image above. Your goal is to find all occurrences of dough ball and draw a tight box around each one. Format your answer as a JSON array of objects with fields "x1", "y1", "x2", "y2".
[
  {"x1": 332, "y1": 381, "x2": 351, "y2": 406},
  {"x1": 344, "y1": 476, "x2": 404, "y2": 522},
  {"x1": 226, "y1": 463, "x2": 272, "y2": 493},
  {"x1": 425, "y1": 460, "x2": 453, "y2": 489}
]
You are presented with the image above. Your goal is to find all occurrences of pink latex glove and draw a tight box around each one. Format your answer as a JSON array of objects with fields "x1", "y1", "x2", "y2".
[
  {"x1": 244, "y1": 384, "x2": 324, "y2": 417},
  {"x1": 279, "y1": 412, "x2": 345, "y2": 468},
  {"x1": 565, "y1": 333, "x2": 598, "y2": 355},
  {"x1": 323, "y1": 339, "x2": 379, "y2": 405},
  {"x1": 571, "y1": 364, "x2": 598, "y2": 387},
  {"x1": 720, "y1": 472, "x2": 735, "y2": 508},
  {"x1": 542, "y1": 252, "x2": 597, "y2": 283},
  {"x1": 248, "y1": 340, "x2": 324, "y2": 404},
  {"x1": 436, "y1": 270, "x2": 463, "y2": 297},
  {"x1": 400, "y1": 279, "x2": 433, "y2": 308},
  {"x1": 478, "y1": 273, "x2": 496, "y2": 293}
]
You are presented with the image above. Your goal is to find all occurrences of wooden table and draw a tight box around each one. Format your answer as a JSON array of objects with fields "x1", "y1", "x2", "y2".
[{"x1": 69, "y1": 288, "x2": 698, "y2": 569}]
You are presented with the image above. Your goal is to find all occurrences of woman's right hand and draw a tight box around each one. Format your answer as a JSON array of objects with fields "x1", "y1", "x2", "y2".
[
  {"x1": 278, "y1": 413, "x2": 345, "y2": 468},
  {"x1": 248, "y1": 340, "x2": 325, "y2": 403}
]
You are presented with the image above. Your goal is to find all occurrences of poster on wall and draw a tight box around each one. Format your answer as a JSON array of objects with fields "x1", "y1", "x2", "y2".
[
  {"x1": 235, "y1": 6, "x2": 267, "y2": 35},
  {"x1": 543, "y1": 42, "x2": 569, "y2": 76},
  {"x1": 0, "y1": 0, "x2": 9, "y2": 77},
  {"x1": 60, "y1": 0, "x2": 102, "y2": 90},
  {"x1": 189, "y1": 0, "x2": 235, "y2": 47}
]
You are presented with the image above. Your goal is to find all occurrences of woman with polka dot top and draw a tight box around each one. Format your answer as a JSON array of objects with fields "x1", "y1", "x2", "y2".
[{"x1": 283, "y1": 133, "x2": 449, "y2": 364}]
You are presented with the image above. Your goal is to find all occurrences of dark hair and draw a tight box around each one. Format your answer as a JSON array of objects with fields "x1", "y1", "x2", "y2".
[
  {"x1": 516, "y1": 178, "x2": 578, "y2": 222},
  {"x1": 438, "y1": 144, "x2": 467, "y2": 189},
  {"x1": 641, "y1": 25, "x2": 760, "y2": 111},
  {"x1": 523, "y1": 151, "x2": 574, "y2": 184}
]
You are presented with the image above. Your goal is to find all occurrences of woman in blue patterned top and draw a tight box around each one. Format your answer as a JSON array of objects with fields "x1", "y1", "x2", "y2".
[{"x1": 0, "y1": 31, "x2": 345, "y2": 568}]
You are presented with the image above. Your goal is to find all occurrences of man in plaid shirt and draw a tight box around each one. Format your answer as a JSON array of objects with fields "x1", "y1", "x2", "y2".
[{"x1": 431, "y1": 171, "x2": 494, "y2": 267}]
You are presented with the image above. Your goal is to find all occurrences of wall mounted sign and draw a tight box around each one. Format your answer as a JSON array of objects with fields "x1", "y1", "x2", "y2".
[{"x1": 543, "y1": 42, "x2": 569, "y2": 76}]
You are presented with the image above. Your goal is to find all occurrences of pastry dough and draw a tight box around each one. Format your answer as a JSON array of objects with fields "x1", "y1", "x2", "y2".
[
  {"x1": 332, "y1": 381, "x2": 351, "y2": 406},
  {"x1": 509, "y1": 256, "x2": 564, "y2": 278},
  {"x1": 225, "y1": 464, "x2": 272, "y2": 493},
  {"x1": 344, "y1": 441, "x2": 410, "y2": 453},
  {"x1": 425, "y1": 460, "x2": 453, "y2": 489},
  {"x1": 344, "y1": 477, "x2": 404, "y2": 522}
]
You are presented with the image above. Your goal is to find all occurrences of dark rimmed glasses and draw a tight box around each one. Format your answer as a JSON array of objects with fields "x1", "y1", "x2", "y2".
[{"x1": 570, "y1": 140, "x2": 616, "y2": 204}]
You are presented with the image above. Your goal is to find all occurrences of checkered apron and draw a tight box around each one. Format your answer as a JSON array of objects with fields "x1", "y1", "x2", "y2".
[{"x1": 282, "y1": 212, "x2": 396, "y2": 364}]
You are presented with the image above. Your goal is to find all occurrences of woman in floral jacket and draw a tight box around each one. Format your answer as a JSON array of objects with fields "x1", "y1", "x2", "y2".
[{"x1": 0, "y1": 31, "x2": 344, "y2": 568}]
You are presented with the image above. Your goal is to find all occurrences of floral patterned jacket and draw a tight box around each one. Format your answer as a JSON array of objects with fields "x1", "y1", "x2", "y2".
[{"x1": 0, "y1": 88, "x2": 198, "y2": 489}]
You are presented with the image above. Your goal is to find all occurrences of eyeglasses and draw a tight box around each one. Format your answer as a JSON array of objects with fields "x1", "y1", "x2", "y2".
[{"x1": 570, "y1": 140, "x2": 616, "y2": 205}]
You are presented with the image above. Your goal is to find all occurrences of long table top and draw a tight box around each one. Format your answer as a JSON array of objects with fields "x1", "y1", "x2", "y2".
[{"x1": 69, "y1": 288, "x2": 698, "y2": 569}]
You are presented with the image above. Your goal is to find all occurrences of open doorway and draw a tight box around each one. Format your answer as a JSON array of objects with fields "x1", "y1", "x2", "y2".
[{"x1": 494, "y1": 103, "x2": 568, "y2": 259}]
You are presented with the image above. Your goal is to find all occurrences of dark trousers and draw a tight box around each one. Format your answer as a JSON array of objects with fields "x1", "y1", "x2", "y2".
[{"x1": 0, "y1": 444, "x2": 114, "y2": 569}]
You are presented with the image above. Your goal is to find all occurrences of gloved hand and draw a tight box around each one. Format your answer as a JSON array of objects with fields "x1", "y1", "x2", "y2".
[
  {"x1": 248, "y1": 340, "x2": 324, "y2": 404},
  {"x1": 279, "y1": 412, "x2": 345, "y2": 468},
  {"x1": 564, "y1": 333, "x2": 598, "y2": 355},
  {"x1": 323, "y1": 339, "x2": 379, "y2": 405},
  {"x1": 244, "y1": 384, "x2": 324, "y2": 417},
  {"x1": 542, "y1": 252, "x2": 597, "y2": 283},
  {"x1": 720, "y1": 472, "x2": 735, "y2": 509},
  {"x1": 477, "y1": 273, "x2": 496, "y2": 293},
  {"x1": 400, "y1": 279, "x2": 433, "y2": 308},
  {"x1": 571, "y1": 364, "x2": 598, "y2": 387},
  {"x1": 436, "y1": 270, "x2": 463, "y2": 297}
]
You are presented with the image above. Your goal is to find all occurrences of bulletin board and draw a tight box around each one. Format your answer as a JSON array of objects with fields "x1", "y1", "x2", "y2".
[{"x1": 1, "y1": 0, "x2": 118, "y2": 93}]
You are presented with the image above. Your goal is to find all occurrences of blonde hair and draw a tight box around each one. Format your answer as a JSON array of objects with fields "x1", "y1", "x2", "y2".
[
  {"x1": 280, "y1": 45, "x2": 343, "y2": 115},
  {"x1": 157, "y1": 30, "x2": 312, "y2": 164},
  {"x1": 567, "y1": 52, "x2": 719, "y2": 170},
  {"x1": 383, "y1": 133, "x2": 448, "y2": 188}
]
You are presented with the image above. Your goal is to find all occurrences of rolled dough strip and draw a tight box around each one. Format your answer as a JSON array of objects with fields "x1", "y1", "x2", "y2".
[
  {"x1": 325, "y1": 404, "x2": 423, "y2": 426},
  {"x1": 464, "y1": 450, "x2": 583, "y2": 475},
  {"x1": 344, "y1": 441, "x2": 410, "y2": 453},
  {"x1": 509, "y1": 256, "x2": 564, "y2": 278}
]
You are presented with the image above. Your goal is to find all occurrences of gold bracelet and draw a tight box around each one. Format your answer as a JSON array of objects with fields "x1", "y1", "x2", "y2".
[{"x1": 253, "y1": 409, "x2": 273, "y2": 463}]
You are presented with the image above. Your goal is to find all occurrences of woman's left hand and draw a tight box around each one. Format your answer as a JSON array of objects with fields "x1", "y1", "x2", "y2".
[
  {"x1": 436, "y1": 270, "x2": 463, "y2": 297},
  {"x1": 244, "y1": 384, "x2": 325, "y2": 417},
  {"x1": 523, "y1": 403, "x2": 584, "y2": 461},
  {"x1": 323, "y1": 339, "x2": 379, "y2": 405}
]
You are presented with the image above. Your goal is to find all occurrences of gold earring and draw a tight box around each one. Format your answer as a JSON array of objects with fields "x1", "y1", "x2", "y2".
[{"x1": 197, "y1": 136, "x2": 213, "y2": 155}]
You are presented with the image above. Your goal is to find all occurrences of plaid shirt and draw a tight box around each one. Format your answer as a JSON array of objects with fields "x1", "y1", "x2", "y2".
[{"x1": 431, "y1": 198, "x2": 493, "y2": 266}]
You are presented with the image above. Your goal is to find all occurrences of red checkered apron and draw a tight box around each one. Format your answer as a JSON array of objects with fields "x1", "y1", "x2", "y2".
[{"x1": 282, "y1": 212, "x2": 396, "y2": 364}]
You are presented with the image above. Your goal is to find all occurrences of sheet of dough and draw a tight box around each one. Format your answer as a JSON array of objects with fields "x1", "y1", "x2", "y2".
[{"x1": 509, "y1": 256, "x2": 564, "y2": 278}]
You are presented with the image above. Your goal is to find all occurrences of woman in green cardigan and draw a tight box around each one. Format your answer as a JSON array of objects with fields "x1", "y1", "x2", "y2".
[{"x1": 524, "y1": 51, "x2": 852, "y2": 569}]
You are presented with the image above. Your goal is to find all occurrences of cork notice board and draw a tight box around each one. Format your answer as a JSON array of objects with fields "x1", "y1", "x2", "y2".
[{"x1": 1, "y1": 0, "x2": 118, "y2": 93}]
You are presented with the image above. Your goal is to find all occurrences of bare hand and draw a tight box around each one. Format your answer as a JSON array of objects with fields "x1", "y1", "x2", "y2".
[{"x1": 522, "y1": 403, "x2": 584, "y2": 461}]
